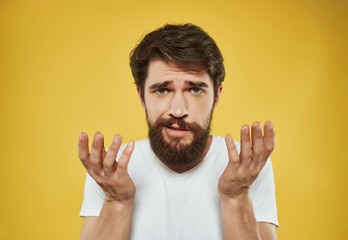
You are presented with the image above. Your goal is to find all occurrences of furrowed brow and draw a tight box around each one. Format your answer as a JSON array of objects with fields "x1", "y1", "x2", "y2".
[
  {"x1": 149, "y1": 81, "x2": 172, "y2": 89},
  {"x1": 187, "y1": 81, "x2": 209, "y2": 88}
]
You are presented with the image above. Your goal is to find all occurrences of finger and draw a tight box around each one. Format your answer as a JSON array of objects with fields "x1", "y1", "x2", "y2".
[
  {"x1": 102, "y1": 145, "x2": 106, "y2": 160},
  {"x1": 240, "y1": 124, "x2": 252, "y2": 169},
  {"x1": 117, "y1": 141, "x2": 135, "y2": 175},
  {"x1": 262, "y1": 121, "x2": 275, "y2": 164},
  {"x1": 78, "y1": 132, "x2": 90, "y2": 168},
  {"x1": 250, "y1": 121, "x2": 263, "y2": 171},
  {"x1": 90, "y1": 132, "x2": 104, "y2": 175},
  {"x1": 103, "y1": 135, "x2": 122, "y2": 177},
  {"x1": 225, "y1": 134, "x2": 240, "y2": 173}
]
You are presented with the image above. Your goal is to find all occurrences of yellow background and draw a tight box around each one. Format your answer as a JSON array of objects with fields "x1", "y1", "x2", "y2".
[{"x1": 1, "y1": 0, "x2": 347, "y2": 239}]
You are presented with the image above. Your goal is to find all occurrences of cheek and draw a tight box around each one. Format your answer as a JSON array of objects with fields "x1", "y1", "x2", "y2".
[
  {"x1": 190, "y1": 106, "x2": 211, "y2": 121},
  {"x1": 192, "y1": 93, "x2": 214, "y2": 109},
  {"x1": 188, "y1": 97, "x2": 214, "y2": 123},
  {"x1": 145, "y1": 100, "x2": 168, "y2": 122}
]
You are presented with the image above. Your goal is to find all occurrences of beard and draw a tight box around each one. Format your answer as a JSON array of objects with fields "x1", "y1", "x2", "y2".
[{"x1": 147, "y1": 113, "x2": 212, "y2": 172}]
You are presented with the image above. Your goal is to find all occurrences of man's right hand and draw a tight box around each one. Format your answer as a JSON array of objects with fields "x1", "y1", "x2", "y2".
[{"x1": 78, "y1": 132, "x2": 136, "y2": 202}]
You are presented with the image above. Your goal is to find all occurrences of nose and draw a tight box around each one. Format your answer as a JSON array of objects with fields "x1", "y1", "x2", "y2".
[{"x1": 169, "y1": 92, "x2": 188, "y2": 119}]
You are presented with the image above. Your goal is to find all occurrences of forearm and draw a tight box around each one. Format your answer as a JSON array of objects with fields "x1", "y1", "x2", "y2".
[
  {"x1": 95, "y1": 199, "x2": 134, "y2": 240},
  {"x1": 220, "y1": 193, "x2": 261, "y2": 240}
]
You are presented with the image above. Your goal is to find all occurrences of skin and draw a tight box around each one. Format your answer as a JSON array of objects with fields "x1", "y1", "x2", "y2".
[
  {"x1": 78, "y1": 133, "x2": 135, "y2": 240},
  {"x1": 139, "y1": 59, "x2": 221, "y2": 171},
  {"x1": 78, "y1": 59, "x2": 277, "y2": 239},
  {"x1": 141, "y1": 60, "x2": 220, "y2": 141},
  {"x1": 219, "y1": 122, "x2": 277, "y2": 240}
]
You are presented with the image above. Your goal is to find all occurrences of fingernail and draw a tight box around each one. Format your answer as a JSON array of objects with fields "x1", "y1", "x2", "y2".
[
  {"x1": 269, "y1": 122, "x2": 273, "y2": 130},
  {"x1": 256, "y1": 123, "x2": 261, "y2": 131},
  {"x1": 246, "y1": 126, "x2": 249, "y2": 135},
  {"x1": 127, "y1": 141, "x2": 134, "y2": 148},
  {"x1": 227, "y1": 134, "x2": 232, "y2": 142},
  {"x1": 95, "y1": 133, "x2": 100, "y2": 142},
  {"x1": 79, "y1": 133, "x2": 83, "y2": 141}
]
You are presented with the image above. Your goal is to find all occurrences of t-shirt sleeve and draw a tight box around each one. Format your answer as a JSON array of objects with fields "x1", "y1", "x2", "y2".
[
  {"x1": 250, "y1": 158, "x2": 279, "y2": 227},
  {"x1": 79, "y1": 172, "x2": 105, "y2": 217}
]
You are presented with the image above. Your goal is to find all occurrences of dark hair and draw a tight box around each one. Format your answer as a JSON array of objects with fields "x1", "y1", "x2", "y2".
[{"x1": 129, "y1": 23, "x2": 225, "y2": 99}]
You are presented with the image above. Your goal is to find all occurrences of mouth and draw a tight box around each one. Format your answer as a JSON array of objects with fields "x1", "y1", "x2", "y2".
[
  {"x1": 164, "y1": 124, "x2": 190, "y2": 138},
  {"x1": 166, "y1": 124, "x2": 187, "y2": 131}
]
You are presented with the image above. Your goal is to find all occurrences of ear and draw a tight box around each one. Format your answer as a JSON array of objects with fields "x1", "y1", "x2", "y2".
[
  {"x1": 137, "y1": 87, "x2": 146, "y2": 111},
  {"x1": 212, "y1": 85, "x2": 223, "y2": 111}
]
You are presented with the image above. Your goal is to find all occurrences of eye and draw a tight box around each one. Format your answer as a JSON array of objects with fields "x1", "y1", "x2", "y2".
[
  {"x1": 190, "y1": 87, "x2": 204, "y2": 94},
  {"x1": 156, "y1": 88, "x2": 168, "y2": 95}
]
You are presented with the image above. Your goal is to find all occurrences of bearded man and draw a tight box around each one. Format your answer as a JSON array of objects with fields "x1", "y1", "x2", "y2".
[{"x1": 78, "y1": 24, "x2": 278, "y2": 240}]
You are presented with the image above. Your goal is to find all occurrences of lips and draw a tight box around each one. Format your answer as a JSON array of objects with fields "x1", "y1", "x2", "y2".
[
  {"x1": 166, "y1": 124, "x2": 188, "y2": 131},
  {"x1": 164, "y1": 124, "x2": 190, "y2": 138}
]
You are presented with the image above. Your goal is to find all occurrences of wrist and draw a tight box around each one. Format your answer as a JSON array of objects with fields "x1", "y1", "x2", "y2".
[
  {"x1": 219, "y1": 186, "x2": 249, "y2": 201},
  {"x1": 104, "y1": 198, "x2": 134, "y2": 210},
  {"x1": 104, "y1": 190, "x2": 136, "y2": 204},
  {"x1": 220, "y1": 193, "x2": 255, "y2": 221},
  {"x1": 220, "y1": 191, "x2": 250, "y2": 205}
]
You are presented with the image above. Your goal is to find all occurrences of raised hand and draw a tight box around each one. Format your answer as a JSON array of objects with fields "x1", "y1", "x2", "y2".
[
  {"x1": 218, "y1": 121, "x2": 275, "y2": 200},
  {"x1": 78, "y1": 132, "x2": 136, "y2": 202}
]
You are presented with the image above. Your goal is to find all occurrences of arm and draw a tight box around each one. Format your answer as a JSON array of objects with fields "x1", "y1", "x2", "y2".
[
  {"x1": 220, "y1": 193, "x2": 261, "y2": 239},
  {"x1": 80, "y1": 217, "x2": 97, "y2": 240},
  {"x1": 220, "y1": 197, "x2": 277, "y2": 240},
  {"x1": 218, "y1": 121, "x2": 277, "y2": 240},
  {"x1": 78, "y1": 132, "x2": 135, "y2": 240},
  {"x1": 259, "y1": 222, "x2": 277, "y2": 240},
  {"x1": 94, "y1": 199, "x2": 134, "y2": 240}
]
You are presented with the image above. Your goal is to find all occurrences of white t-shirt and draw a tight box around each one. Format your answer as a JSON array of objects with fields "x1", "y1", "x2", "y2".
[{"x1": 80, "y1": 135, "x2": 278, "y2": 239}]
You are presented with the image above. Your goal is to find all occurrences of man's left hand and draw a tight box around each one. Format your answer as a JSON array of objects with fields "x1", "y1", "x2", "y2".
[{"x1": 218, "y1": 121, "x2": 275, "y2": 200}]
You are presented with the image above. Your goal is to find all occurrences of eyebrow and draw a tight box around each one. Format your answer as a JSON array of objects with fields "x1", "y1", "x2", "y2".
[
  {"x1": 187, "y1": 81, "x2": 209, "y2": 88},
  {"x1": 149, "y1": 81, "x2": 171, "y2": 90},
  {"x1": 149, "y1": 80, "x2": 209, "y2": 89}
]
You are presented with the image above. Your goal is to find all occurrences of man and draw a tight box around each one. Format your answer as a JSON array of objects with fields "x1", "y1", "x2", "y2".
[{"x1": 78, "y1": 24, "x2": 278, "y2": 240}]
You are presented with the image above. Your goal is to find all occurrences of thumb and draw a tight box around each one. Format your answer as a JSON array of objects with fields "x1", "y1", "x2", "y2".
[{"x1": 117, "y1": 141, "x2": 135, "y2": 175}]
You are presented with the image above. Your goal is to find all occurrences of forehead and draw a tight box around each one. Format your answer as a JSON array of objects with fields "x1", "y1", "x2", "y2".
[{"x1": 145, "y1": 59, "x2": 213, "y2": 87}]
